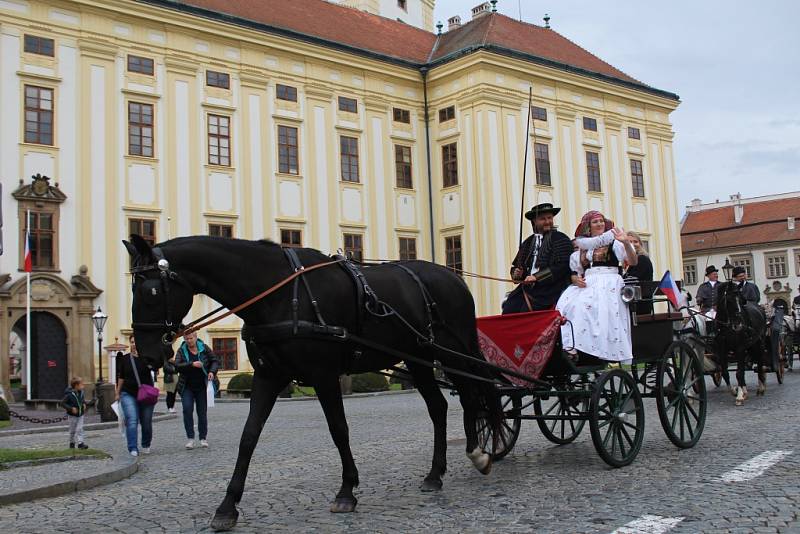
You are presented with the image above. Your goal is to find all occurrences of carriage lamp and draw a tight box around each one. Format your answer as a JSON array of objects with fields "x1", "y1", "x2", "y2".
[
  {"x1": 92, "y1": 307, "x2": 108, "y2": 383},
  {"x1": 620, "y1": 284, "x2": 642, "y2": 303},
  {"x1": 722, "y1": 258, "x2": 734, "y2": 281}
]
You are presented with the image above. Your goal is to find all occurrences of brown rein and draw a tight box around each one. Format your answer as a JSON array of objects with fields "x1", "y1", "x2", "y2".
[{"x1": 179, "y1": 258, "x2": 345, "y2": 337}]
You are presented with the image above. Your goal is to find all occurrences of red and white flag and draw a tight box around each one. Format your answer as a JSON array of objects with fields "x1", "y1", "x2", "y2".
[
  {"x1": 658, "y1": 270, "x2": 686, "y2": 310},
  {"x1": 23, "y1": 226, "x2": 32, "y2": 272}
]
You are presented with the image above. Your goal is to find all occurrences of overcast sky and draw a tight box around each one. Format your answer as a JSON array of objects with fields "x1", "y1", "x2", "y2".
[{"x1": 434, "y1": 0, "x2": 800, "y2": 215}]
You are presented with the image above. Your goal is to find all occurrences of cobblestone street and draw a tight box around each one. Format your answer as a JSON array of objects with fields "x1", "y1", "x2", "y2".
[{"x1": 1, "y1": 371, "x2": 798, "y2": 533}]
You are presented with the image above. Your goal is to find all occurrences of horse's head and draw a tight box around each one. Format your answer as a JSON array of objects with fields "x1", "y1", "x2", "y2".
[
  {"x1": 717, "y1": 281, "x2": 745, "y2": 332},
  {"x1": 124, "y1": 235, "x2": 195, "y2": 369}
]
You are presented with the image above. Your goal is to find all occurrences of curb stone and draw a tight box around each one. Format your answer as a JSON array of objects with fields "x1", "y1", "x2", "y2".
[
  {"x1": 0, "y1": 413, "x2": 178, "y2": 438},
  {"x1": 215, "y1": 387, "x2": 419, "y2": 403},
  {"x1": 0, "y1": 454, "x2": 139, "y2": 506},
  {"x1": 0, "y1": 453, "x2": 107, "y2": 470}
]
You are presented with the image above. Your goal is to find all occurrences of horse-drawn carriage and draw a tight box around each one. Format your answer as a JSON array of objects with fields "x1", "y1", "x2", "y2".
[
  {"x1": 471, "y1": 280, "x2": 706, "y2": 468},
  {"x1": 679, "y1": 287, "x2": 790, "y2": 397}
]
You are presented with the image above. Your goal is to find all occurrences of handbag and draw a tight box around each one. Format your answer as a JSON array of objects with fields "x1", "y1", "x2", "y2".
[{"x1": 130, "y1": 354, "x2": 160, "y2": 405}]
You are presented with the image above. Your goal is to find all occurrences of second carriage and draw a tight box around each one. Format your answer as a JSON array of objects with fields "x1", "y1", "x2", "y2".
[{"x1": 472, "y1": 281, "x2": 707, "y2": 468}]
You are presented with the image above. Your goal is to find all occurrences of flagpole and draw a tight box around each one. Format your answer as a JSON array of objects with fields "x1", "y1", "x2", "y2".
[{"x1": 25, "y1": 209, "x2": 31, "y2": 401}]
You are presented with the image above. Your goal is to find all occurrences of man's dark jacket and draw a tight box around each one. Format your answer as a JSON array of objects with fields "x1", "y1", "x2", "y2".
[{"x1": 502, "y1": 230, "x2": 572, "y2": 313}]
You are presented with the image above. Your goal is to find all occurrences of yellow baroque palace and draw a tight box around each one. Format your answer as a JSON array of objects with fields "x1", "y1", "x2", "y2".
[{"x1": 0, "y1": 0, "x2": 681, "y2": 397}]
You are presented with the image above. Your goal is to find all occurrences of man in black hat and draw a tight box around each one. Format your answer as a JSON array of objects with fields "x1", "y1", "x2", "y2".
[
  {"x1": 695, "y1": 265, "x2": 720, "y2": 313},
  {"x1": 732, "y1": 266, "x2": 760, "y2": 306},
  {"x1": 502, "y1": 203, "x2": 572, "y2": 313}
]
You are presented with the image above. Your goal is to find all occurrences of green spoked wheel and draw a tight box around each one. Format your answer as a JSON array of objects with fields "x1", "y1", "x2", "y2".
[
  {"x1": 589, "y1": 368, "x2": 645, "y2": 468},
  {"x1": 476, "y1": 392, "x2": 522, "y2": 461},
  {"x1": 656, "y1": 341, "x2": 707, "y2": 449},
  {"x1": 533, "y1": 380, "x2": 588, "y2": 445}
]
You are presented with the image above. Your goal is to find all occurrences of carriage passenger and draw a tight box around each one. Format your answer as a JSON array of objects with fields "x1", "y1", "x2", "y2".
[
  {"x1": 556, "y1": 211, "x2": 638, "y2": 362},
  {"x1": 732, "y1": 266, "x2": 760, "y2": 306}
]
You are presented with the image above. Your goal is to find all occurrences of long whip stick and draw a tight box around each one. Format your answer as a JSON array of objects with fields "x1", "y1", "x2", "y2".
[{"x1": 518, "y1": 86, "x2": 534, "y2": 246}]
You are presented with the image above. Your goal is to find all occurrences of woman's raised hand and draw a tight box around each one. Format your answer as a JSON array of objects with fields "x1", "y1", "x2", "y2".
[{"x1": 612, "y1": 227, "x2": 627, "y2": 242}]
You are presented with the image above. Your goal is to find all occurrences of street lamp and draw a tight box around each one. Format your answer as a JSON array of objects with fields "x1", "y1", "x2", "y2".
[
  {"x1": 92, "y1": 307, "x2": 108, "y2": 383},
  {"x1": 722, "y1": 258, "x2": 734, "y2": 281}
]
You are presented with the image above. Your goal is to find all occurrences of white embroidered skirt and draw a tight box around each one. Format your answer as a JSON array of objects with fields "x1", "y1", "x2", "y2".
[{"x1": 556, "y1": 267, "x2": 632, "y2": 362}]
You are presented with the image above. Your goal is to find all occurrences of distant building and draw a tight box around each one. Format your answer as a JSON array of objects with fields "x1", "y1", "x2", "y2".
[
  {"x1": 335, "y1": 0, "x2": 435, "y2": 31},
  {"x1": 681, "y1": 192, "x2": 800, "y2": 306}
]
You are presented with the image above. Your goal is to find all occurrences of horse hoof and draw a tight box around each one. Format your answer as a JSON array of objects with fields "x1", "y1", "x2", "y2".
[
  {"x1": 210, "y1": 510, "x2": 239, "y2": 532},
  {"x1": 330, "y1": 497, "x2": 357, "y2": 513},
  {"x1": 420, "y1": 477, "x2": 443, "y2": 492},
  {"x1": 735, "y1": 400, "x2": 743, "y2": 406},
  {"x1": 479, "y1": 461, "x2": 493, "y2": 476}
]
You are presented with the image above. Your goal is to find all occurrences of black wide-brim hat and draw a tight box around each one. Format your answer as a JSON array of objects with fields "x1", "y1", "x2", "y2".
[
  {"x1": 705, "y1": 265, "x2": 718, "y2": 276},
  {"x1": 525, "y1": 202, "x2": 561, "y2": 220}
]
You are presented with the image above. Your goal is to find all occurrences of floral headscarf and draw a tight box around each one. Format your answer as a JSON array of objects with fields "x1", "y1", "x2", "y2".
[{"x1": 574, "y1": 210, "x2": 615, "y2": 238}]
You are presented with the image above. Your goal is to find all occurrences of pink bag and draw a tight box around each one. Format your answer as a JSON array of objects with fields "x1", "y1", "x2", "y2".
[{"x1": 130, "y1": 355, "x2": 160, "y2": 406}]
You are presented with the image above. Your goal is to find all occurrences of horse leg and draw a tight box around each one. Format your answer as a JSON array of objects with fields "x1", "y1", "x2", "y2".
[
  {"x1": 735, "y1": 349, "x2": 748, "y2": 406},
  {"x1": 314, "y1": 378, "x2": 359, "y2": 513},
  {"x1": 450, "y1": 376, "x2": 492, "y2": 475},
  {"x1": 756, "y1": 342, "x2": 767, "y2": 396},
  {"x1": 406, "y1": 363, "x2": 448, "y2": 492},
  {"x1": 211, "y1": 372, "x2": 287, "y2": 531}
]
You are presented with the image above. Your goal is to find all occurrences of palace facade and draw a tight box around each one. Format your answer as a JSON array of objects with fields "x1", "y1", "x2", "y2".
[{"x1": 0, "y1": 0, "x2": 681, "y2": 397}]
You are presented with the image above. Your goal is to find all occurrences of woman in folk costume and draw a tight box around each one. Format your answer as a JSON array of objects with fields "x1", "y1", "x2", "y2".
[{"x1": 556, "y1": 211, "x2": 638, "y2": 362}]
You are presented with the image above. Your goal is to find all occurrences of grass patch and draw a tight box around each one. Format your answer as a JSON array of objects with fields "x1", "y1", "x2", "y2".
[
  {"x1": 291, "y1": 386, "x2": 316, "y2": 397},
  {"x1": 389, "y1": 383, "x2": 402, "y2": 391},
  {"x1": 0, "y1": 448, "x2": 109, "y2": 463},
  {"x1": 0, "y1": 420, "x2": 11, "y2": 429}
]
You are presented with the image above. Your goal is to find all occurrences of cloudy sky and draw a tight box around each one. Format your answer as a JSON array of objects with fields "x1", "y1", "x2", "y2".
[{"x1": 434, "y1": 0, "x2": 800, "y2": 214}]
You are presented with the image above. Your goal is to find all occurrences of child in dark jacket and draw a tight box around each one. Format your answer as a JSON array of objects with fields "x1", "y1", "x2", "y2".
[{"x1": 61, "y1": 377, "x2": 89, "y2": 449}]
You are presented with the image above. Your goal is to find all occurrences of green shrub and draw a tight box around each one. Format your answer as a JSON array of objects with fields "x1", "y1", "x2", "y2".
[
  {"x1": 0, "y1": 397, "x2": 9, "y2": 421},
  {"x1": 351, "y1": 372, "x2": 388, "y2": 393},
  {"x1": 227, "y1": 373, "x2": 254, "y2": 391}
]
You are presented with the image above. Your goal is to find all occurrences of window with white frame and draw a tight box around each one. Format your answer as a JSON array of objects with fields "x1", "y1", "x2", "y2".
[
  {"x1": 765, "y1": 251, "x2": 788, "y2": 278},
  {"x1": 731, "y1": 254, "x2": 753, "y2": 278},
  {"x1": 683, "y1": 261, "x2": 697, "y2": 286},
  {"x1": 795, "y1": 249, "x2": 800, "y2": 276}
]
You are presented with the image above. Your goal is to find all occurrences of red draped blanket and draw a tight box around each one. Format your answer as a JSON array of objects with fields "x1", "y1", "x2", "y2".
[{"x1": 477, "y1": 310, "x2": 562, "y2": 387}]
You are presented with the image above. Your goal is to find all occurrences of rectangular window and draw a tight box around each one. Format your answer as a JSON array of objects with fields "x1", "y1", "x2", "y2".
[
  {"x1": 212, "y1": 337, "x2": 238, "y2": 371},
  {"x1": 534, "y1": 143, "x2": 551, "y2": 186},
  {"x1": 276, "y1": 84, "x2": 297, "y2": 102},
  {"x1": 209, "y1": 223, "x2": 233, "y2": 238},
  {"x1": 586, "y1": 151, "x2": 601, "y2": 192},
  {"x1": 24, "y1": 212, "x2": 55, "y2": 269},
  {"x1": 630, "y1": 159, "x2": 645, "y2": 197},
  {"x1": 794, "y1": 249, "x2": 800, "y2": 276},
  {"x1": 277, "y1": 125, "x2": 299, "y2": 175},
  {"x1": 128, "y1": 218, "x2": 157, "y2": 247},
  {"x1": 343, "y1": 233, "x2": 363, "y2": 262},
  {"x1": 445, "y1": 236, "x2": 462, "y2": 273},
  {"x1": 583, "y1": 117, "x2": 598, "y2": 131},
  {"x1": 395, "y1": 145, "x2": 413, "y2": 189},
  {"x1": 127, "y1": 55, "x2": 154, "y2": 75},
  {"x1": 128, "y1": 102, "x2": 154, "y2": 157},
  {"x1": 340, "y1": 136, "x2": 359, "y2": 182},
  {"x1": 438, "y1": 105, "x2": 455, "y2": 123},
  {"x1": 207, "y1": 115, "x2": 231, "y2": 166},
  {"x1": 399, "y1": 237, "x2": 417, "y2": 260},
  {"x1": 628, "y1": 126, "x2": 641, "y2": 140},
  {"x1": 338, "y1": 96, "x2": 357, "y2": 113},
  {"x1": 398, "y1": 0, "x2": 407, "y2": 10},
  {"x1": 765, "y1": 253, "x2": 788, "y2": 278},
  {"x1": 206, "y1": 70, "x2": 230, "y2": 89},
  {"x1": 683, "y1": 262, "x2": 697, "y2": 286},
  {"x1": 532, "y1": 106, "x2": 547, "y2": 122},
  {"x1": 280, "y1": 229, "x2": 302, "y2": 248},
  {"x1": 24, "y1": 35, "x2": 54, "y2": 56},
  {"x1": 393, "y1": 107, "x2": 410, "y2": 123},
  {"x1": 24, "y1": 85, "x2": 54, "y2": 145},
  {"x1": 731, "y1": 255, "x2": 753, "y2": 278},
  {"x1": 442, "y1": 143, "x2": 458, "y2": 188}
]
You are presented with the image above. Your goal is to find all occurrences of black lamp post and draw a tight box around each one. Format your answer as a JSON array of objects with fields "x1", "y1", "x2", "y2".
[
  {"x1": 91, "y1": 307, "x2": 108, "y2": 383},
  {"x1": 722, "y1": 258, "x2": 734, "y2": 281}
]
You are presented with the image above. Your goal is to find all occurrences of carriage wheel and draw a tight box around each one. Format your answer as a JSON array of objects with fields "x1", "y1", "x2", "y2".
[
  {"x1": 711, "y1": 371, "x2": 722, "y2": 387},
  {"x1": 476, "y1": 392, "x2": 522, "y2": 461},
  {"x1": 533, "y1": 381, "x2": 588, "y2": 445},
  {"x1": 589, "y1": 368, "x2": 644, "y2": 468},
  {"x1": 656, "y1": 341, "x2": 707, "y2": 449}
]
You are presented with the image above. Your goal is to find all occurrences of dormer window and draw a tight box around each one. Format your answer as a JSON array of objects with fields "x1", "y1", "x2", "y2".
[{"x1": 398, "y1": 0, "x2": 407, "y2": 11}]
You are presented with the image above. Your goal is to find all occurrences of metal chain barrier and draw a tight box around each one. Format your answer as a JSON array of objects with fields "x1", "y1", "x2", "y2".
[{"x1": 8, "y1": 410, "x2": 68, "y2": 424}]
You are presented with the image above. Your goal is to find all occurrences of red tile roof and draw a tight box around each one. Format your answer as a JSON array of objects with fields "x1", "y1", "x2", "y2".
[
  {"x1": 139, "y1": 0, "x2": 676, "y2": 99},
  {"x1": 681, "y1": 197, "x2": 800, "y2": 253}
]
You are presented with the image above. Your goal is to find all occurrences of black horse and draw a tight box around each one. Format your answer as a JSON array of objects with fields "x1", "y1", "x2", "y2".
[
  {"x1": 124, "y1": 235, "x2": 502, "y2": 530},
  {"x1": 714, "y1": 281, "x2": 767, "y2": 405}
]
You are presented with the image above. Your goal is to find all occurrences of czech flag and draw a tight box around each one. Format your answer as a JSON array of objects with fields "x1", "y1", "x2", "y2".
[
  {"x1": 658, "y1": 270, "x2": 686, "y2": 310},
  {"x1": 23, "y1": 227, "x2": 32, "y2": 272}
]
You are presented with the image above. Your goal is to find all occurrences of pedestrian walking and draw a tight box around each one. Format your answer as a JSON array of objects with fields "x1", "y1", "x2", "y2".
[
  {"x1": 115, "y1": 335, "x2": 156, "y2": 457},
  {"x1": 175, "y1": 331, "x2": 220, "y2": 449},
  {"x1": 61, "y1": 377, "x2": 89, "y2": 449}
]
